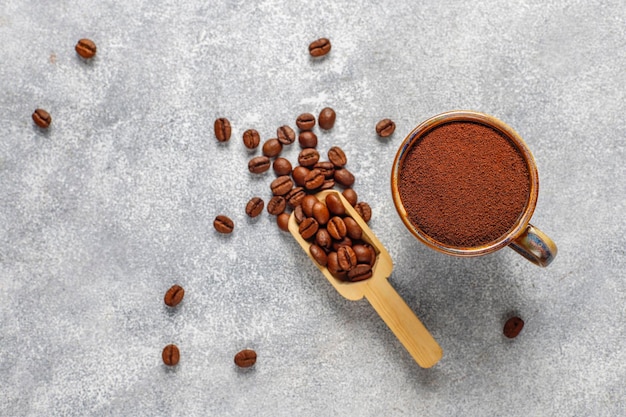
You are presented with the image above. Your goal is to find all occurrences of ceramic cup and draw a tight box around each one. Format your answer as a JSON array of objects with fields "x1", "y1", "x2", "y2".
[{"x1": 390, "y1": 110, "x2": 557, "y2": 267}]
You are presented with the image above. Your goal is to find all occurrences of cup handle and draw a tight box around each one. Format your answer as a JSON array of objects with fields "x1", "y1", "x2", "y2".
[{"x1": 509, "y1": 223, "x2": 557, "y2": 267}]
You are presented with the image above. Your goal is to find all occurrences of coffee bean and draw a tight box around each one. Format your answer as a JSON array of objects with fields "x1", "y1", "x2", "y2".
[
  {"x1": 327, "y1": 216, "x2": 347, "y2": 240},
  {"x1": 332, "y1": 236, "x2": 352, "y2": 251},
  {"x1": 347, "y1": 264, "x2": 373, "y2": 282},
  {"x1": 75, "y1": 38, "x2": 97, "y2": 59},
  {"x1": 334, "y1": 168, "x2": 355, "y2": 187},
  {"x1": 337, "y1": 246, "x2": 357, "y2": 271},
  {"x1": 343, "y1": 216, "x2": 362, "y2": 240},
  {"x1": 162, "y1": 344, "x2": 180, "y2": 366},
  {"x1": 301, "y1": 194, "x2": 319, "y2": 217},
  {"x1": 376, "y1": 118, "x2": 396, "y2": 137},
  {"x1": 292, "y1": 166, "x2": 310, "y2": 187},
  {"x1": 318, "y1": 107, "x2": 336, "y2": 130},
  {"x1": 214, "y1": 215, "x2": 234, "y2": 234},
  {"x1": 248, "y1": 156, "x2": 271, "y2": 174},
  {"x1": 342, "y1": 188, "x2": 358, "y2": 206},
  {"x1": 234, "y1": 349, "x2": 257, "y2": 368},
  {"x1": 273, "y1": 157, "x2": 292, "y2": 176},
  {"x1": 320, "y1": 178, "x2": 335, "y2": 190},
  {"x1": 243, "y1": 129, "x2": 261, "y2": 149},
  {"x1": 245, "y1": 197, "x2": 264, "y2": 218},
  {"x1": 327, "y1": 146, "x2": 347, "y2": 167},
  {"x1": 327, "y1": 252, "x2": 347, "y2": 280},
  {"x1": 312, "y1": 201, "x2": 330, "y2": 225},
  {"x1": 277, "y1": 213, "x2": 290, "y2": 232},
  {"x1": 304, "y1": 168, "x2": 325, "y2": 190},
  {"x1": 299, "y1": 217, "x2": 319, "y2": 240},
  {"x1": 277, "y1": 125, "x2": 296, "y2": 145},
  {"x1": 214, "y1": 118, "x2": 232, "y2": 142},
  {"x1": 267, "y1": 196, "x2": 287, "y2": 215},
  {"x1": 325, "y1": 193, "x2": 345, "y2": 216},
  {"x1": 355, "y1": 202, "x2": 372, "y2": 222},
  {"x1": 308, "y1": 38, "x2": 331, "y2": 57},
  {"x1": 164, "y1": 284, "x2": 185, "y2": 307},
  {"x1": 313, "y1": 161, "x2": 335, "y2": 178},
  {"x1": 296, "y1": 113, "x2": 316, "y2": 130},
  {"x1": 309, "y1": 244, "x2": 328, "y2": 267},
  {"x1": 298, "y1": 130, "x2": 318, "y2": 148},
  {"x1": 503, "y1": 316, "x2": 525, "y2": 338},
  {"x1": 270, "y1": 175, "x2": 293, "y2": 196},
  {"x1": 298, "y1": 148, "x2": 320, "y2": 167},
  {"x1": 262, "y1": 138, "x2": 283, "y2": 157},
  {"x1": 285, "y1": 187, "x2": 306, "y2": 208},
  {"x1": 294, "y1": 205, "x2": 305, "y2": 224},
  {"x1": 353, "y1": 244, "x2": 376, "y2": 266},
  {"x1": 32, "y1": 108, "x2": 52, "y2": 129},
  {"x1": 315, "y1": 228, "x2": 333, "y2": 251}
]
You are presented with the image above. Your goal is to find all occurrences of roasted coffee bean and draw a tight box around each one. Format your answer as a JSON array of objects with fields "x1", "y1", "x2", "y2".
[
  {"x1": 162, "y1": 344, "x2": 180, "y2": 366},
  {"x1": 277, "y1": 213, "x2": 290, "y2": 232},
  {"x1": 332, "y1": 236, "x2": 352, "y2": 251},
  {"x1": 286, "y1": 187, "x2": 306, "y2": 208},
  {"x1": 312, "y1": 201, "x2": 330, "y2": 225},
  {"x1": 503, "y1": 317, "x2": 525, "y2": 338},
  {"x1": 355, "y1": 202, "x2": 372, "y2": 222},
  {"x1": 248, "y1": 156, "x2": 271, "y2": 174},
  {"x1": 270, "y1": 175, "x2": 293, "y2": 196},
  {"x1": 348, "y1": 264, "x2": 373, "y2": 282},
  {"x1": 273, "y1": 157, "x2": 292, "y2": 176},
  {"x1": 292, "y1": 166, "x2": 310, "y2": 187},
  {"x1": 32, "y1": 109, "x2": 52, "y2": 129},
  {"x1": 299, "y1": 217, "x2": 319, "y2": 240},
  {"x1": 164, "y1": 284, "x2": 185, "y2": 307},
  {"x1": 318, "y1": 107, "x2": 336, "y2": 130},
  {"x1": 267, "y1": 196, "x2": 287, "y2": 215},
  {"x1": 304, "y1": 168, "x2": 325, "y2": 190},
  {"x1": 308, "y1": 38, "x2": 331, "y2": 57},
  {"x1": 234, "y1": 349, "x2": 257, "y2": 368},
  {"x1": 334, "y1": 168, "x2": 355, "y2": 187},
  {"x1": 353, "y1": 244, "x2": 376, "y2": 266},
  {"x1": 327, "y1": 146, "x2": 347, "y2": 167},
  {"x1": 327, "y1": 252, "x2": 347, "y2": 280},
  {"x1": 309, "y1": 244, "x2": 328, "y2": 267},
  {"x1": 298, "y1": 131, "x2": 318, "y2": 148},
  {"x1": 243, "y1": 129, "x2": 261, "y2": 149},
  {"x1": 262, "y1": 138, "x2": 283, "y2": 157},
  {"x1": 376, "y1": 118, "x2": 396, "y2": 137},
  {"x1": 337, "y1": 246, "x2": 357, "y2": 271},
  {"x1": 320, "y1": 179, "x2": 335, "y2": 190},
  {"x1": 296, "y1": 113, "x2": 316, "y2": 130},
  {"x1": 245, "y1": 197, "x2": 264, "y2": 218},
  {"x1": 298, "y1": 148, "x2": 320, "y2": 167},
  {"x1": 214, "y1": 215, "x2": 234, "y2": 234},
  {"x1": 277, "y1": 125, "x2": 296, "y2": 145},
  {"x1": 294, "y1": 205, "x2": 305, "y2": 224},
  {"x1": 327, "y1": 216, "x2": 347, "y2": 240},
  {"x1": 214, "y1": 118, "x2": 232, "y2": 142},
  {"x1": 342, "y1": 188, "x2": 358, "y2": 206},
  {"x1": 343, "y1": 216, "x2": 362, "y2": 240},
  {"x1": 315, "y1": 228, "x2": 332, "y2": 251},
  {"x1": 301, "y1": 194, "x2": 319, "y2": 217},
  {"x1": 325, "y1": 193, "x2": 345, "y2": 216},
  {"x1": 75, "y1": 38, "x2": 97, "y2": 59},
  {"x1": 314, "y1": 161, "x2": 335, "y2": 178}
]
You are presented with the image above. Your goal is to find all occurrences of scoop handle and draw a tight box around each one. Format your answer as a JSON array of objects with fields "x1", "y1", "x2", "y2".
[{"x1": 362, "y1": 278, "x2": 443, "y2": 368}]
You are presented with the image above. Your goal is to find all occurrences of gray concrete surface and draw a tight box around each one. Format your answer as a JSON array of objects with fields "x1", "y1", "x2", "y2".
[{"x1": 1, "y1": 0, "x2": 625, "y2": 416}]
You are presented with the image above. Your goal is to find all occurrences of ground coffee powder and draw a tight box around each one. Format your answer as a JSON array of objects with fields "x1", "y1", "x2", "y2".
[{"x1": 398, "y1": 121, "x2": 530, "y2": 248}]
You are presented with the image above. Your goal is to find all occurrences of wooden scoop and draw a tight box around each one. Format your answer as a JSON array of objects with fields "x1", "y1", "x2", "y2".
[{"x1": 288, "y1": 190, "x2": 443, "y2": 368}]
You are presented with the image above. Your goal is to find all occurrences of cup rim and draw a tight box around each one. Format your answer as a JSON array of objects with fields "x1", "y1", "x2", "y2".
[{"x1": 390, "y1": 110, "x2": 539, "y2": 257}]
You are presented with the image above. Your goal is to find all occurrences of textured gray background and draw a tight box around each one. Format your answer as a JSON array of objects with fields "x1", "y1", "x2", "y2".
[{"x1": 1, "y1": 0, "x2": 625, "y2": 416}]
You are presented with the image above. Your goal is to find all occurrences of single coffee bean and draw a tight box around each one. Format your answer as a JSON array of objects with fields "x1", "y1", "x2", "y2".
[
  {"x1": 262, "y1": 138, "x2": 283, "y2": 157},
  {"x1": 277, "y1": 212, "x2": 290, "y2": 232},
  {"x1": 327, "y1": 216, "x2": 347, "y2": 240},
  {"x1": 234, "y1": 349, "x2": 257, "y2": 368},
  {"x1": 304, "y1": 168, "x2": 325, "y2": 190},
  {"x1": 273, "y1": 157, "x2": 292, "y2": 176},
  {"x1": 214, "y1": 215, "x2": 234, "y2": 234},
  {"x1": 315, "y1": 228, "x2": 333, "y2": 251},
  {"x1": 301, "y1": 194, "x2": 319, "y2": 217},
  {"x1": 348, "y1": 264, "x2": 373, "y2": 282},
  {"x1": 327, "y1": 252, "x2": 347, "y2": 280},
  {"x1": 309, "y1": 244, "x2": 328, "y2": 267},
  {"x1": 312, "y1": 201, "x2": 330, "y2": 225},
  {"x1": 75, "y1": 38, "x2": 97, "y2": 59},
  {"x1": 243, "y1": 129, "x2": 261, "y2": 149},
  {"x1": 342, "y1": 188, "x2": 358, "y2": 207},
  {"x1": 277, "y1": 125, "x2": 296, "y2": 145},
  {"x1": 285, "y1": 187, "x2": 306, "y2": 208},
  {"x1": 267, "y1": 196, "x2": 287, "y2": 215},
  {"x1": 308, "y1": 37, "x2": 331, "y2": 57},
  {"x1": 325, "y1": 193, "x2": 345, "y2": 216},
  {"x1": 318, "y1": 107, "x2": 336, "y2": 130},
  {"x1": 334, "y1": 168, "x2": 355, "y2": 187},
  {"x1": 292, "y1": 166, "x2": 310, "y2": 187},
  {"x1": 298, "y1": 148, "x2": 320, "y2": 167},
  {"x1": 332, "y1": 236, "x2": 353, "y2": 251},
  {"x1": 32, "y1": 108, "x2": 52, "y2": 129},
  {"x1": 214, "y1": 118, "x2": 232, "y2": 142},
  {"x1": 298, "y1": 131, "x2": 318, "y2": 148},
  {"x1": 313, "y1": 161, "x2": 335, "y2": 178},
  {"x1": 299, "y1": 217, "x2": 319, "y2": 240},
  {"x1": 355, "y1": 202, "x2": 372, "y2": 222},
  {"x1": 337, "y1": 246, "x2": 357, "y2": 271},
  {"x1": 327, "y1": 146, "x2": 347, "y2": 167},
  {"x1": 248, "y1": 156, "x2": 271, "y2": 174},
  {"x1": 162, "y1": 344, "x2": 180, "y2": 366},
  {"x1": 270, "y1": 175, "x2": 294, "y2": 196},
  {"x1": 245, "y1": 197, "x2": 264, "y2": 218},
  {"x1": 164, "y1": 284, "x2": 185, "y2": 307},
  {"x1": 503, "y1": 316, "x2": 525, "y2": 338},
  {"x1": 294, "y1": 205, "x2": 305, "y2": 224},
  {"x1": 376, "y1": 118, "x2": 396, "y2": 137},
  {"x1": 296, "y1": 113, "x2": 316, "y2": 130},
  {"x1": 353, "y1": 244, "x2": 376, "y2": 266},
  {"x1": 343, "y1": 216, "x2": 362, "y2": 240},
  {"x1": 321, "y1": 178, "x2": 335, "y2": 190}
]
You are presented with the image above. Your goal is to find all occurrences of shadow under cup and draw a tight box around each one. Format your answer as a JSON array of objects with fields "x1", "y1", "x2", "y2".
[{"x1": 390, "y1": 111, "x2": 557, "y2": 267}]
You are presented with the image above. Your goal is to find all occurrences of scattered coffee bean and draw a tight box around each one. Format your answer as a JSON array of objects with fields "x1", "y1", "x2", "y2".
[
  {"x1": 214, "y1": 215, "x2": 235, "y2": 234},
  {"x1": 273, "y1": 157, "x2": 292, "y2": 176},
  {"x1": 296, "y1": 113, "x2": 316, "y2": 130},
  {"x1": 277, "y1": 125, "x2": 296, "y2": 145},
  {"x1": 343, "y1": 216, "x2": 362, "y2": 240},
  {"x1": 332, "y1": 236, "x2": 352, "y2": 251},
  {"x1": 376, "y1": 118, "x2": 396, "y2": 137},
  {"x1": 234, "y1": 349, "x2": 257, "y2": 368},
  {"x1": 285, "y1": 187, "x2": 306, "y2": 208},
  {"x1": 313, "y1": 161, "x2": 335, "y2": 178},
  {"x1": 337, "y1": 246, "x2": 357, "y2": 271},
  {"x1": 301, "y1": 195, "x2": 319, "y2": 217},
  {"x1": 327, "y1": 146, "x2": 347, "y2": 167},
  {"x1": 347, "y1": 264, "x2": 373, "y2": 282},
  {"x1": 298, "y1": 148, "x2": 320, "y2": 167},
  {"x1": 262, "y1": 138, "x2": 283, "y2": 157},
  {"x1": 334, "y1": 168, "x2": 355, "y2": 187},
  {"x1": 164, "y1": 284, "x2": 185, "y2": 307},
  {"x1": 75, "y1": 38, "x2": 97, "y2": 59},
  {"x1": 327, "y1": 252, "x2": 347, "y2": 280},
  {"x1": 355, "y1": 202, "x2": 372, "y2": 222},
  {"x1": 32, "y1": 108, "x2": 52, "y2": 129},
  {"x1": 342, "y1": 188, "x2": 358, "y2": 206},
  {"x1": 299, "y1": 217, "x2": 319, "y2": 240},
  {"x1": 308, "y1": 38, "x2": 331, "y2": 57},
  {"x1": 353, "y1": 244, "x2": 376, "y2": 266},
  {"x1": 243, "y1": 129, "x2": 261, "y2": 149},
  {"x1": 214, "y1": 118, "x2": 232, "y2": 142},
  {"x1": 327, "y1": 216, "x2": 347, "y2": 240},
  {"x1": 292, "y1": 166, "x2": 310, "y2": 187},
  {"x1": 298, "y1": 131, "x2": 318, "y2": 148},
  {"x1": 270, "y1": 175, "x2": 294, "y2": 196},
  {"x1": 325, "y1": 193, "x2": 346, "y2": 216},
  {"x1": 277, "y1": 212, "x2": 290, "y2": 231},
  {"x1": 248, "y1": 156, "x2": 271, "y2": 174},
  {"x1": 245, "y1": 197, "x2": 265, "y2": 218},
  {"x1": 162, "y1": 344, "x2": 180, "y2": 366},
  {"x1": 318, "y1": 107, "x2": 336, "y2": 130},
  {"x1": 267, "y1": 196, "x2": 287, "y2": 215},
  {"x1": 312, "y1": 201, "x2": 330, "y2": 225},
  {"x1": 503, "y1": 316, "x2": 525, "y2": 338},
  {"x1": 309, "y1": 244, "x2": 328, "y2": 266},
  {"x1": 304, "y1": 168, "x2": 325, "y2": 190}
]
